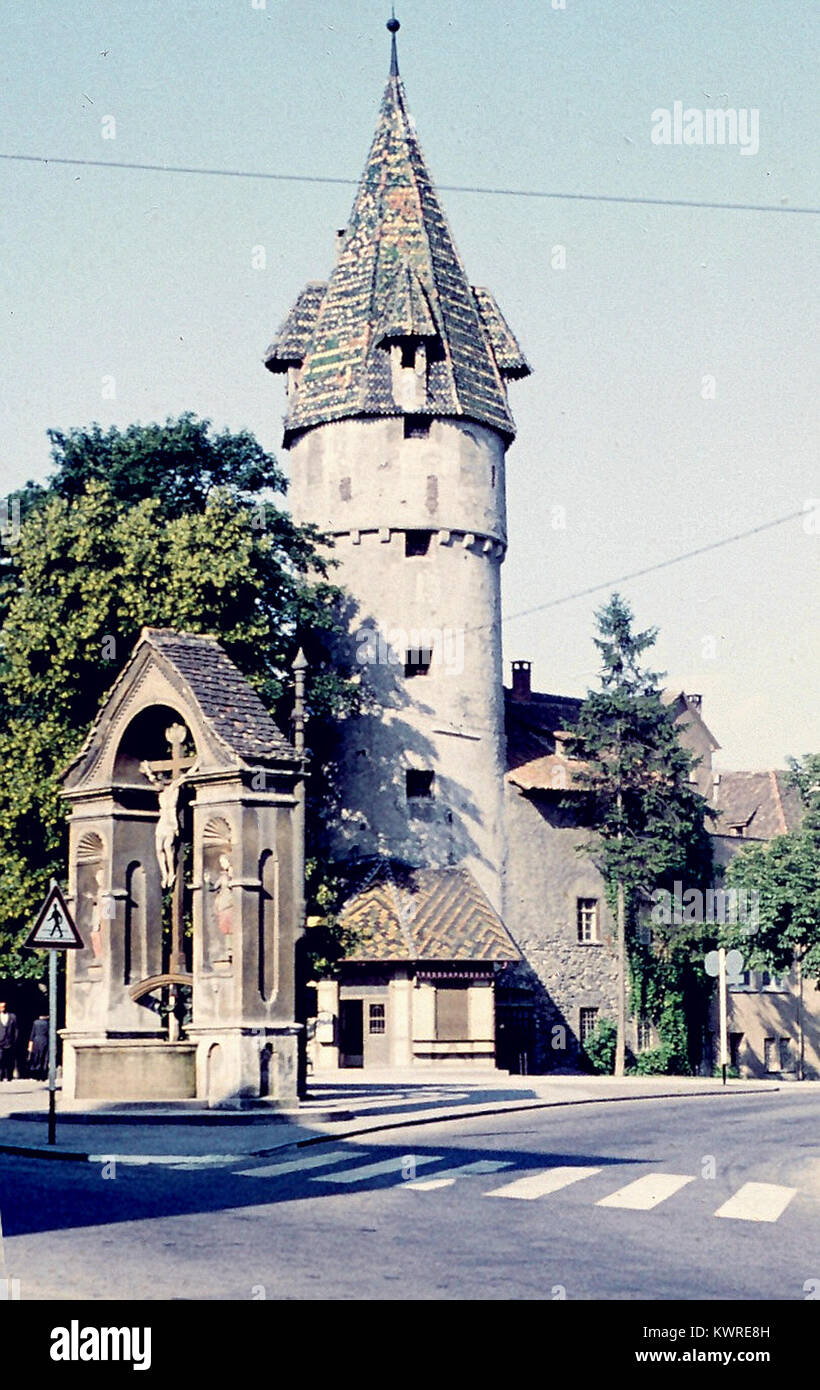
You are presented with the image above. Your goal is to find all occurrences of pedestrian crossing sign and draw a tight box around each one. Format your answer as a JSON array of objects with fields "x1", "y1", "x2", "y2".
[{"x1": 25, "y1": 881, "x2": 84, "y2": 950}]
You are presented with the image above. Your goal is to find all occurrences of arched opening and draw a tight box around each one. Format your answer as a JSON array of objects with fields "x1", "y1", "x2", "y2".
[
  {"x1": 260, "y1": 1043, "x2": 274, "y2": 1098},
  {"x1": 206, "y1": 1042, "x2": 224, "y2": 1105},
  {"x1": 258, "y1": 850, "x2": 279, "y2": 1002},
  {"x1": 124, "y1": 860, "x2": 146, "y2": 984},
  {"x1": 113, "y1": 704, "x2": 196, "y2": 784}
]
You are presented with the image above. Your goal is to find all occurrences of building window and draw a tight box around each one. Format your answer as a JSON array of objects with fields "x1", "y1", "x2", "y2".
[
  {"x1": 637, "y1": 1017, "x2": 652, "y2": 1052},
  {"x1": 404, "y1": 647, "x2": 432, "y2": 678},
  {"x1": 368, "y1": 1003, "x2": 386, "y2": 1035},
  {"x1": 759, "y1": 971, "x2": 783, "y2": 991},
  {"x1": 406, "y1": 769, "x2": 434, "y2": 799},
  {"x1": 435, "y1": 985, "x2": 469, "y2": 1041},
  {"x1": 579, "y1": 1007, "x2": 598, "y2": 1045},
  {"x1": 778, "y1": 1037, "x2": 792, "y2": 1071},
  {"x1": 764, "y1": 1037, "x2": 779, "y2": 1072},
  {"x1": 576, "y1": 898, "x2": 599, "y2": 943},
  {"x1": 729, "y1": 1032, "x2": 743, "y2": 1068},
  {"x1": 339, "y1": 476, "x2": 352, "y2": 501},
  {"x1": 405, "y1": 528, "x2": 432, "y2": 556},
  {"x1": 404, "y1": 414, "x2": 430, "y2": 440}
]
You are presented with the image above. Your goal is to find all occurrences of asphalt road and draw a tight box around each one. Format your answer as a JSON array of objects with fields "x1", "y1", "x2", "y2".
[{"x1": 1, "y1": 1091, "x2": 817, "y2": 1301}]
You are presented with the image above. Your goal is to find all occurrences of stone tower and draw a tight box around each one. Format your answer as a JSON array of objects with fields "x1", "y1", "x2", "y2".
[{"x1": 265, "y1": 22, "x2": 530, "y2": 912}]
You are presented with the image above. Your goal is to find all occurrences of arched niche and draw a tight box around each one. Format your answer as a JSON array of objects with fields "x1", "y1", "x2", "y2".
[
  {"x1": 203, "y1": 817, "x2": 234, "y2": 964},
  {"x1": 124, "y1": 860, "x2": 147, "y2": 984},
  {"x1": 258, "y1": 849, "x2": 279, "y2": 1003},
  {"x1": 75, "y1": 831, "x2": 105, "y2": 972},
  {"x1": 113, "y1": 704, "x2": 197, "y2": 784}
]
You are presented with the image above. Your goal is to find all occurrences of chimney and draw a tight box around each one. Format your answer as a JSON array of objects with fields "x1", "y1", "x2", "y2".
[
  {"x1": 335, "y1": 228, "x2": 346, "y2": 261},
  {"x1": 511, "y1": 660, "x2": 531, "y2": 702}
]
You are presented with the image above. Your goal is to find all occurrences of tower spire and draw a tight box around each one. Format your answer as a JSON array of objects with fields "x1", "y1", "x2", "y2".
[{"x1": 387, "y1": 9, "x2": 400, "y2": 78}]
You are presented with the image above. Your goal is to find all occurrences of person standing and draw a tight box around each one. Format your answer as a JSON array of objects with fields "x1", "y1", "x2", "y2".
[
  {"x1": 0, "y1": 1002, "x2": 19, "y2": 1081},
  {"x1": 27, "y1": 1014, "x2": 49, "y2": 1080}
]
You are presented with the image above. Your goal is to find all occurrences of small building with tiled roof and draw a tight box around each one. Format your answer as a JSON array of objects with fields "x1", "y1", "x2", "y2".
[{"x1": 312, "y1": 862, "x2": 519, "y2": 1069}]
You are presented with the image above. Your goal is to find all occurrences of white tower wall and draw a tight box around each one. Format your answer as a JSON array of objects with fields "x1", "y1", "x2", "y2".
[{"x1": 288, "y1": 415, "x2": 508, "y2": 911}]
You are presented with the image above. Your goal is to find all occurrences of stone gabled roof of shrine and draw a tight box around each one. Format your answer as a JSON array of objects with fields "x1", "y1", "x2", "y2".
[
  {"x1": 141, "y1": 630, "x2": 297, "y2": 763},
  {"x1": 338, "y1": 861, "x2": 520, "y2": 964},
  {"x1": 265, "y1": 64, "x2": 530, "y2": 442},
  {"x1": 62, "y1": 628, "x2": 297, "y2": 786}
]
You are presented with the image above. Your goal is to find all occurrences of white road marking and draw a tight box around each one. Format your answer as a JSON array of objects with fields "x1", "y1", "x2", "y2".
[
  {"x1": 407, "y1": 1159, "x2": 513, "y2": 1190},
  {"x1": 87, "y1": 1154, "x2": 243, "y2": 1168},
  {"x1": 485, "y1": 1165, "x2": 602, "y2": 1200},
  {"x1": 714, "y1": 1182, "x2": 798, "y2": 1223},
  {"x1": 317, "y1": 1154, "x2": 442, "y2": 1184},
  {"x1": 236, "y1": 1150, "x2": 357, "y2": 1178},
  {"x1": 596, "y1": 1172, "x2": 695, "y2": 1210}
]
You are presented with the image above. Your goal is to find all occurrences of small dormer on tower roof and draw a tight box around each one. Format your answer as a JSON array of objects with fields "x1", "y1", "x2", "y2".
[{"x1": 265, "y1": 16, "x2": 531, "y2": 444}]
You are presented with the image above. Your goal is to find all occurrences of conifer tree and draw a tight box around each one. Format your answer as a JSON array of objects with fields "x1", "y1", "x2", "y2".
[{"x1": 569, "y1": 594, "x2": 713, "y2": 1075}]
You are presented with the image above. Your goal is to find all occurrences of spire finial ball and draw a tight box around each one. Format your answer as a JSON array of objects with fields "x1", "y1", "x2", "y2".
[{"x1": 387, "y1": 16, "x2": 400, "y2": 34}]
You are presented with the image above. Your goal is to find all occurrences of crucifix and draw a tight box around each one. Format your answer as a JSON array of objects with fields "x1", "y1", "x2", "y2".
[{"x1": 140, "y1": 723, "x2": 199, "y2": 1037}]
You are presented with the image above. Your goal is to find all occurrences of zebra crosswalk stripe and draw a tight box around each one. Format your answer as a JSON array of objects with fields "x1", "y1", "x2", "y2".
[
  {"x1": 485, "y1": 1165, "x2": 602, "y2": 1200},
  {"x1": 596, "y1": 1173, "x2": 695, "y2": 1210},
  {"x1": 318, "y1": 1154, "x2": 442, "y2": 1184},
  {"x1": 236, "y1": 1150, "x2": 356, "y2": 1179},
  {"x1": 407, "y1": 1159, "x2": 513, "y2": 1190},
  {"x1": 714, "y1": 1181, "x2": 797, "y2": 1222}
]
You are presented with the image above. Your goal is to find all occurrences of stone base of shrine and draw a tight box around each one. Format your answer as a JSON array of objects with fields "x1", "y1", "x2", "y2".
[
  {"x1": 61, "y1": 1026, "x2": 302, "y2": 1105},
  {"x1": 187, "y1": 1025, "x2": 302, "y2": 1107},
  {"x1": 61, "y1": 1035, "x2": 197, "y2": 1101}
]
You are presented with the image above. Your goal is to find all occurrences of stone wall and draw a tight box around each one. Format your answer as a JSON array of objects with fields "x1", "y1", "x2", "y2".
[{"x1": 503, "y1": 783, "x2": 642, "y2": 1070}]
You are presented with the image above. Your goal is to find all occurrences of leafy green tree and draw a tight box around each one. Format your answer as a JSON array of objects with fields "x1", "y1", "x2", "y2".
[
  {"x1": 0, "y1": 416, "x2": 351, "y2": 977},
  {"x1": 569, "y1": 593, "x2": 713, "y2": 1076},
  {"x1": 582, "y1": 1016, "x2": 618, "y2": 1074},
  {"x1": 724, "y1": 754, "x2": 820, "y2": 1078}
]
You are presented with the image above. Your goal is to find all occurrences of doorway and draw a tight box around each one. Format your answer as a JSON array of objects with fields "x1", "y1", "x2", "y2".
[{"x1": 339, "y1": 999, "x2": 364, "y2": 1067}]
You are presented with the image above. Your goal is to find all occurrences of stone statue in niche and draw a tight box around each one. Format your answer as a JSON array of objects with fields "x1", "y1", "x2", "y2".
[
  {"x1": 205, "y1": 855, "x2": 234, "y2": 935},
  {"x1": 84, "y1": 867, "x2": 106, "y2": 959}
]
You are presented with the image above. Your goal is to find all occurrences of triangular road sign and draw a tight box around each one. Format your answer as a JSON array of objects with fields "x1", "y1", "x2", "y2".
[{"x1": 25, "y1": 881, "x2": 84, "y2": 950}]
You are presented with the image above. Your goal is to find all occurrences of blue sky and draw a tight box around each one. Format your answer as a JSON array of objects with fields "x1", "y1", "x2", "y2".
[{"x1": 2, "y1": 0, "x2": 817, "y2": 768}]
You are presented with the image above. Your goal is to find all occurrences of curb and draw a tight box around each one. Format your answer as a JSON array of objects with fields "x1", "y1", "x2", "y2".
[{"x1": 0, "y1": 1084, "x2": 778, "y2": 1165}]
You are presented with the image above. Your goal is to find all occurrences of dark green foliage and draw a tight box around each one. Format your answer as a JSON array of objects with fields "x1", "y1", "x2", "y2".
[
  {"x1": 582, "y1": 1015, "x2": 617, "y2": 1074},
  {"x1": 724, "y1": 753, "x2": 820, "y2": 977}
]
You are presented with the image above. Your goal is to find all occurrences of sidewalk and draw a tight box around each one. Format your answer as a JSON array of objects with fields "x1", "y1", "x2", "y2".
[{"x1": 0, "y1": 1071, "x2": 799, "y2": 1165}]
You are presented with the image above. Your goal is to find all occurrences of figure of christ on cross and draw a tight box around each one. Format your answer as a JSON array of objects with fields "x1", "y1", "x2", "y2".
[{"x1": 140, "y1": 722, "x2": 200, "y2": 977}]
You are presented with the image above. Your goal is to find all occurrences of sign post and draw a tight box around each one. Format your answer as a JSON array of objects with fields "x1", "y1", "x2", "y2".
[
  {"x1": 705, "y1": 946, "x2": 745, "y2": 1085},
  {"x1": 717, "y1": 947, "x2": 728, "y2": 1086},
  {"x1": 24, "y1": 881, "x2": 84, "y2": 1146}
]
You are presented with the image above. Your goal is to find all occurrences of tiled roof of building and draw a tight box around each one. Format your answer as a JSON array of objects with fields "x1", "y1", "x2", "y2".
[
  {"x1": 339, "y1": 861, "x2": 520, "y2": 963},
  {"x1": 507, "y1": 753, "x2": 587, "y2": 793},
  {"x1": 266, "y1": 282, "x2": 327, "y2": 367},
  {"x1": 265, "y1": 69, "x2": 530, "y2": 442},
  {"x1": 505, "y1": 688, "x2": 583, "y2": 771},
  {"x1": 712, "y1": 770, "x2": 804, "y2": 840}
]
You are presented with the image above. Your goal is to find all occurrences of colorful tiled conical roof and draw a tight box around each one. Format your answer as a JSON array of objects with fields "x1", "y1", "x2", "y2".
[{"x1": 265, "y1": 37, "x2": 530, "y2": 442}]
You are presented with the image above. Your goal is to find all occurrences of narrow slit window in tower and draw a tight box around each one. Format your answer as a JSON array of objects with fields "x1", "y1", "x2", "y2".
[
  {"x1": 406, "y1": 769, "x2": 434, "y2": 799},
  {"x1": 404, "y1": 415, "x2": 430, "y2": 439},
  {"x1": 405, "y1": 529, "x2": 432, "y2": 557},
  {"x1": 404, "y1": 647, "x2": 432, "y2": 678}
]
